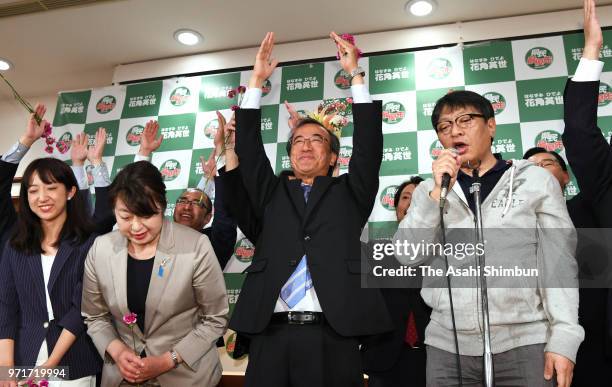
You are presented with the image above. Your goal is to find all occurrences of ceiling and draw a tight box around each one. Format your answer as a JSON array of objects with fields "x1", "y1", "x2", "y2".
[{"x1": 1, "y1": 0, "x2": 610, "y2": 100}]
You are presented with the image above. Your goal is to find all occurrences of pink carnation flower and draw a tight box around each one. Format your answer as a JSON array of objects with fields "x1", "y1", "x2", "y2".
[{"x1": 122, "y1": 312, "x2": 137, "y2": 326}]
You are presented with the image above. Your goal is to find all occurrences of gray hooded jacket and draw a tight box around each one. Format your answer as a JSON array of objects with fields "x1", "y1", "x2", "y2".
[{"x1": 393, "y1": 159, "x2": 584, "y2": 362}]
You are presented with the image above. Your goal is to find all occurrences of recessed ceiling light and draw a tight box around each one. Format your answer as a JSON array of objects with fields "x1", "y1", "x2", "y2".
[
  {"x1": 174, "y1": 29, "x2": 203, "y2": 46},
  {"x1": 405, "y1": 0, "x2": 436, "y2": 17},
  {"x1": 0, "y1": 58, "x2": 12, "y2": 71}
]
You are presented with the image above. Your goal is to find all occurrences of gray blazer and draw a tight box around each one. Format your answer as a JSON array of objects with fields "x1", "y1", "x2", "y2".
[{"x1": 82, "y1": 219, "x2": 229, "y2": 387}]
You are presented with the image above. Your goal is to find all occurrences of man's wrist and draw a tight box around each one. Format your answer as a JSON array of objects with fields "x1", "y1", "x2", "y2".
[
  {"x1": 72, "y1": 160, "x2": 85, "y2": 167},
  {"x1": 248, "y1": 77, "x2": 265, "y2": 89},
  {"x1": 350, "y1": 74, "x2": 365, "y2": 86},
  {"x1": 18, "y1": 136, "x2": 35, "y2": 148},
  {"x1": 582, "y1": 45, "x2": 601, "y2": 61},
  {"x1": 138, "y1": 149, "x2": 152, "y2": 157}
]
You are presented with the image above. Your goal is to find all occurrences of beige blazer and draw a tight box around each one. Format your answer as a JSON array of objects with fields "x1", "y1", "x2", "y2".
[{"x1": 82, "y1": 219, "x2": 229, "y2": 387}]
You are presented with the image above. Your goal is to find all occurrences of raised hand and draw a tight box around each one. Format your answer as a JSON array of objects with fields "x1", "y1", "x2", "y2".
[
  {"x1": 87, "y1": 127, "x2": 107, "y2": 166},
  {"x1": 330, "y1": 31, "x2": 361, "y2": 81},
  {"x1": 20, "y1": 103, "x2": 48, "y2": 147},
  {"x1": 70, "y1": 132, "x2": 88, "y2": 166},
  {"x1": 139, "y1": 120, "x2": 163, "y2": 157},
  {"x1": 583, "y1": 0, "x2": 603, "y2": 60},
  {"x1": 249, "y1": 32, "x2": 279, "y2": 89},
  {"x1": 284, "y1": 101, "x2": 301, "y2": 130},
  {"x1": 200, "y1": 151, "x2": 217, "y2": 181},
  {"x1": 214, "y1": 111, "x2": 227, "y2": 155}
]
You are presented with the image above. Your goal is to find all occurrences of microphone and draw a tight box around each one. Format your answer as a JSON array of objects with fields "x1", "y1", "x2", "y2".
[{"x1": 439, "y1": 148, "x2": 458, "y2": 208}]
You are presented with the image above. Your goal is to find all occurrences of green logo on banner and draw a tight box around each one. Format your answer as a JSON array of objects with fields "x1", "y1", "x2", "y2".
[
  {"x1": 234, "y1": 237, "x2": 255, "y2": 263},
  {"x1": 334, "y1": 70, "x2": 352, "y2": 90},
  {"x1": 493, "y1": 123, "x2": 523, "y2": 159},
  {"x1": 170, "y1": 87, "x2": 191, "y2": 107},
  {"x1": 262, "y1": 79, "x2": 272, "y2": 97},
  {"x1": 382, "y1": 101, "x2": 406, "y2": 124},
  {"x1": 379, "y1": 185, "x2": 398, "y2": 211},
  {"x1": 483, "y1": 92, "x2": 506, "y2": 115},
  {"x1": 599, "y1": 82, "x2": 612, "y2": 107},
  {"x1": 280, "y1": 63, "x2": 324, "y2": 103},
  {"x1": 96, "y1": 95, "x2": 116, "y2": 114},
  {"x1": 516, "y1": 77, "x2": 565, "y2": 122},
  {"x1": 204, "y1": 119, "x2": 219, "y2": 140},
  {"x1": 463, "y1": 41, "x2": 515, "y2": 85},
  {"x1": 525, "y1": 47, "x2": 553, "y2": 70},
  {"x1": 338, "y1": 146, "x2": 353, "y2": 171},
  {"x1": 159, "y1": 159, "x2": 181, "y2": 182},
  {"x1": 430, "y1": 140, "x2": 444, "y2": 160},
  {"x1": 56, "y1": 132, "x2": 72, "y2": 154},
  {"x1": 126, "y1": 125, "x2": 144, "y2": 146},
  {"x1": 535, "y1": 130, "x2": 564, "y2": 153},
  {"x1": 427, "y1": 58, "x2": 452, "y2": 79},
  {"x1": 369, "y1": 52, "x2": 415, "y2": 94},
  {"x1": 380, "y1": 132, "x2": 418, "y2": 176}
]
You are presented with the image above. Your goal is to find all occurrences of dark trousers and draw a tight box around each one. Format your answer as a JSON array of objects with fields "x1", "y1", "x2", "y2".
[
  {"x1": 368, "y1": 345, "x2": 427, "y2": 387},
  {"x1": 244, "y1": 320, "x2": 363, "y2": 387},
  {"x1": 426, "y1": 344, "x2": 554, "y2": 387}
]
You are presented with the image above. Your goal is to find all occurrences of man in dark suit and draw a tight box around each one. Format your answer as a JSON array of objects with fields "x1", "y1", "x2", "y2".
[
  {"x1": 560, "y1": 1, "x2": 612, "y2": 384},
  {"x1": 227, "y1": 32, "x2": 392, "y2": 386}
]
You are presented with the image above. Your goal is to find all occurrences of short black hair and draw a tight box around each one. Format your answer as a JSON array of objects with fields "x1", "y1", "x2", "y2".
[
  {"x1": 285, "y1": 117, "x2": 340, "y2": 175},
  {"x1": 431, "y1": 90, "x2": 495, "y2": 131},
  {"x1": 109, "y1": 161, "x2": 167, "y2": 217},
  {"x1": 393, "y1": 176, "x2": 424, "y2": 208},
  {"x1": 522, "y1": 146, "x2": 567, "y2": 171}
]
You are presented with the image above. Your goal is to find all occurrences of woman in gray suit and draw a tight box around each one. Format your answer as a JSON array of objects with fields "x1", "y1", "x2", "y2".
[{"x1": 81, "y1": 161, "x2": 228, "y2": 387}]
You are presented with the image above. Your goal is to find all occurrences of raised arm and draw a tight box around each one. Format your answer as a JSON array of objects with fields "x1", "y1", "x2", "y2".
[
  {"x1": 330, "y1": 31, "x2": 383, "y2": 224},
  {"x1": 85, "y1": 128, "x2": 115, "y2": 234},
  {"x1": 235, "y1": 32, "x2": 280, "y2": 217},
  {"x1": 1, "y1": 104, "x2": 48, "y2": 240},
  {"x1": 562, "y1": 0, "x2": 610, "y2": 202}
]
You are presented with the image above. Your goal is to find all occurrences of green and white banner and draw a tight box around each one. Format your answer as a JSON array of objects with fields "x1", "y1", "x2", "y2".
[{"x1": 52, "y1": 30, "x2": 612, "y2": 370}]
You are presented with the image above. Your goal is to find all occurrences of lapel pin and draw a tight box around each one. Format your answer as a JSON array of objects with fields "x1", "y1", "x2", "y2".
[{"x1": 158, "y1": 257, "x2": 169, "y2": 278}]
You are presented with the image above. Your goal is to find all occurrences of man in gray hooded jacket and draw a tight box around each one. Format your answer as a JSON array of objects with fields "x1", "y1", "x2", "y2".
[{"x1": 394, "y1": 90, "x2": 583, "y2": 387}]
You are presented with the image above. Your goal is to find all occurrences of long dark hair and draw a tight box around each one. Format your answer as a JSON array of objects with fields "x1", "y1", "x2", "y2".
[{"x1": 11, "y1": 158, "x2": 94, "y2": 254}]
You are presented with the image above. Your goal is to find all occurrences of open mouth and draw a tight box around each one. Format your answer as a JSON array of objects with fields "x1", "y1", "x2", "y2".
[
  {"x1": 453, "y1": 142, "x2": 468, "y2": 155},
  {"x1": 179, "y1": 213, "x2": 193, "y2": 220}
]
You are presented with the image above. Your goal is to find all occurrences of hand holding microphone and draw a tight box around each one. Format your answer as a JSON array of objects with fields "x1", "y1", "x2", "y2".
[{"x1": 431, "y1": 148, "x2": 461, "y2": 206}]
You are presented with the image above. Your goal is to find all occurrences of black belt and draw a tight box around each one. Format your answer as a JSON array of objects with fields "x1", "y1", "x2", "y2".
[{"x1": 271, "y1": 311, "x2": 324, "y2": 325}]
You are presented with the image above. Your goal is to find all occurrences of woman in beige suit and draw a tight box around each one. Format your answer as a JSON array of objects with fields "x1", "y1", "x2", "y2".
[{"x1": 81, "y1": 161, "x2": 228, "y2": 387}]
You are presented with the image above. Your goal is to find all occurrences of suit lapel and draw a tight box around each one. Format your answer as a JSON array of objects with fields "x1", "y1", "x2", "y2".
[
  {"x1": 25, "y1": 252, "x2": 46, "y2": 310},
  {"x1": 47, "y1": 240, "x2": 72, "y2": 292},
  {"x1": 110, "y1": 234, "x2": 131, "y2": 325},
  {"x1": 144, "y1": 220, "x2": 176, "y2": 336},
  {"x1": 284, "y1": 178, "x2": 306, "y2": 219},
  {"x1": 303, "y1": 175, "x2": 334, "y2": 222}
]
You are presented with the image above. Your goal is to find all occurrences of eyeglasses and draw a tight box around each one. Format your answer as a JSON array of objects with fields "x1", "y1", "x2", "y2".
[
  {"x1": 534, "y1": 159, "x2": 559, "y2": 168},
  {"x1": 176, "y1": 197, "x2": 210, "y2": 211},
  {"x1": 290, "y1": 134, "x2": 329, "y2": 147},
  {"x1": 435, "y1": 113, "x2": 485, "y2": 135}
]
